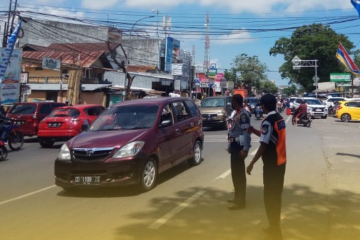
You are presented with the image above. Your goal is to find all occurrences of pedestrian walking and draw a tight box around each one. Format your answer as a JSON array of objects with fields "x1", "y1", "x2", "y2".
[
  {"x1": 227, "y1": 94, "x2": 251, "y2": 210},
  {"x1": 247, "y1": 94, "x2": 286, "y2": 240}
]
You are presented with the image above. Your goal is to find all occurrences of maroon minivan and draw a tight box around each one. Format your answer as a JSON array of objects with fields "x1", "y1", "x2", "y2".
[
  {"x1": 55, "y1": 97, "x2": 204, "y2": 192},
  {"x1": 7, "y1": 102, "x2": 67, "y2": 137}
]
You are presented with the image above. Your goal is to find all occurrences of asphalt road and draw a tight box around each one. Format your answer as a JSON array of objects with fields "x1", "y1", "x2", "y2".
[{"x1": 0, "y1": 113, "x2": 359, "y2": 240}]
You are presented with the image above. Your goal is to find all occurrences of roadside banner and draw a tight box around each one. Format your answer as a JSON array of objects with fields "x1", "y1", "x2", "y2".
[
  {"x1": 42, "y1": 57, "x2": 61, "y2": 71},
  {"x1": 0, "y1": 49, "x2": 22, "y2": 104},
  {"x1": 0, "y1": 20, "x2": 22, "y2": 81}
]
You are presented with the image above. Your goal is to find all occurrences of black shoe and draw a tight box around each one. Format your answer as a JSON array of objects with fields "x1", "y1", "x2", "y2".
[{"x1": 228, "y1": 203, "x2": 245, "y2": 210}]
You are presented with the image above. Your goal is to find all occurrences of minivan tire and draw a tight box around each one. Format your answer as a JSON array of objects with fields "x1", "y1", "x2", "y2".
[
  {"x1": 189, "y1": 140, "x2": 202, "y2": 166},
  {"x1": 39, "y1": 139, "x2": 55, "y2": 148},
  {"x1": 139, "y1": 158, "x2": 157, "y2": 192}
]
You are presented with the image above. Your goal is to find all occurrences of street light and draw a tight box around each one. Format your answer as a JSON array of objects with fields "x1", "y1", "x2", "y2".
[
  {"x1": 124, "y1": 15, "x2": 155, "y2": 99},
  {"x1": 128, "y1": 15, "x2": 155, "y2": 64},
  {"x1": 291, "y1": 56, "x2": 319, "y2": 98}
]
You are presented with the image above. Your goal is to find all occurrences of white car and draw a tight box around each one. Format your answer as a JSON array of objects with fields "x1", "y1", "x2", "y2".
[
  {"x1": 289, "y1": 97, "x2": 297, "y2": 109},
  {"x1": 324, "y1": 97, "x2": 347, "y2": 108},
  {"x1": 293, "y1": 97, "x2": 328, "y2": 119}
]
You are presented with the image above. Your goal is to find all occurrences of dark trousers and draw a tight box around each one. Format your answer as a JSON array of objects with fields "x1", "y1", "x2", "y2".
[
  {"x1": 230, "y1": 142, "x2": 246, "y2": 205},
  {"x1": 263, "y1": 164, "x2": 286, "y2": 229}
]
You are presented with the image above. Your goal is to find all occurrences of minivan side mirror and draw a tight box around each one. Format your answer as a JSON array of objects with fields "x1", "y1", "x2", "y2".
[{"x1": 159, "y1": 119, "x2": 172, "y2": 128}]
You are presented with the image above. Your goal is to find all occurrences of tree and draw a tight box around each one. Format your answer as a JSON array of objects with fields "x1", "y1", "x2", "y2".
[
  {"x1": 354, "y1": 49, "x2": 360, "y2": 68},
  {"x1": 226, "y1": 54, "x2": 268, "y2": 92},
  {"x1": 259, "y1": 80, "x2": 278, "y2": 94},
  {"x1": 283, "y1": 84, "x2": 297, "y2": 96},
  {"x1": 270, "y1": 24, "x2": 354, "y2": 92},
  {"x1": 107, "y1": 42, "x2": 135, "y2": 101}
]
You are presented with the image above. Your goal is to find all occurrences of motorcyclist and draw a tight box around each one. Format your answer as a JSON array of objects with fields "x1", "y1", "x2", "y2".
[
  {"x1": 295, "y1": 100, "x2": 308, "y2": 125},
  {"x1": 0, "y1": 104, "x2": 12, "y2": 143}
]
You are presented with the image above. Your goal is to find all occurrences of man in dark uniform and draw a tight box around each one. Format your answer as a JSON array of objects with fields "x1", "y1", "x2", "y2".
[
  {"x1": 227, "y1": 94, "x2": 252, "y2": 210},
  {"x1": 247, "y1": 94, "x2": 287, "y2": 240}
]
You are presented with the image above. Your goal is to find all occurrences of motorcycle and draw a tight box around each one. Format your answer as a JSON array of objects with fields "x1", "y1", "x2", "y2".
[
  {"x1": 0, "y1": 121, "x2": 24, "y2": 151},
  {"x1": 292, "y1": 112, "x2": 312, "y2": 127},
  {"x1": 255, "y1": 106, "x2": 263, "y2": 120},
  {"x1": 328, "y1": 105, "x2": 335, "y2": 116},
  {"x1": 277, "y1": 102, "x2": 283, "y2": 112}
]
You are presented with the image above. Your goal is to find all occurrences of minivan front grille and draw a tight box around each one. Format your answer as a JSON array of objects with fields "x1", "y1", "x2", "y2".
[
  {"x1": 202, "y1": 114, "x2": 217, "y2": 118},
  {"x1": 72, "y1": 148, "x2": 114, "y2": 161}
]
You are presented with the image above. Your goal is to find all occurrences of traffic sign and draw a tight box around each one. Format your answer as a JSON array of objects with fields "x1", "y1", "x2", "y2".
[
  {"x1": 312, "y1": 76, "x2": 319, "y2": 82},
  {"x1": 195, "y1": 78, "x2": 200, "y2": 86}
]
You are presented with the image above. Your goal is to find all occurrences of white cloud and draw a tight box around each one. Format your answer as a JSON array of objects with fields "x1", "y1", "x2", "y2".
[
  {"x1": 215, "y1": 29, "x2": 254, "y2": 45},
  {"x1": 19, "y1": 5, "x2": 85, "y2": 22},
  {"x1": 81, "y1": 0, "x2": 350, "y2": 13}
]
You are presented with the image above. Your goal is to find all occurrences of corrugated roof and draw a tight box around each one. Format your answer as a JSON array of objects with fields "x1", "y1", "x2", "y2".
[
  {"x1": 22, "y1": 42, "x2": 120, "y2": 54},
  {"x1": 127, "y1": 65, "x2": 159, "y2": 73},
  {"x1": 22, "y1": 51, "x2": 105, "y2": 68}
]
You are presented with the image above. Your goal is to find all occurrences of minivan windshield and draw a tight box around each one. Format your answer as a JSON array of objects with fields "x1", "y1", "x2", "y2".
[
  {"x1": 10, "y1": 104, "x2": 36, "y2": 115},
  {"x1": 48, "y1": 108, "x2": 80, "y2": 118},
  {"x1": 305, "y1": 99, "x2": 323, "y2": 105},
  {"x1": 89, "y1": 105, "x2": 159, "y2": 131},
  {"x1": 201, "y1": 98, "x2": 225, "y2": 108}
]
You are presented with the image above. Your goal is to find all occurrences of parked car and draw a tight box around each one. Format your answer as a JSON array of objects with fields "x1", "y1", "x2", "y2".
[
  {"x1": 200, "y1": 96, "x2": 232, "y2": 129},
  {"x1": 55, "y1": 97, "x2": 204, "y2": 192},
  {"x1": 7, "y1": 102, "x2": 67, "y2": 137},
  {"x1": 335, "y1": 100, "x2": 360, "y2": 122},
  {"x1": 324, "y1": 97, "x2": 347, "y2": 108},
  {"x1": 38, "y1": 104, "x2": 105, "y2": 148},
  {"x1": 244, "y1": 97, "x2": 260, "y2": 114},
  {"x1": 293, "y1": 97, "x2": 328, "y2": 119}
]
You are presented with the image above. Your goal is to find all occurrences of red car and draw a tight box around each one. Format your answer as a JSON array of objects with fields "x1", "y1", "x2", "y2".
[
  {"x1": 55, "y1": 98, "x2": 204, "y2": 192},
  {"x1": 38, "y1": 104, "x2": 105, "y2": 148},
  {"x1": 7, "y1": 102, "x2": 67, "y2": 137}
]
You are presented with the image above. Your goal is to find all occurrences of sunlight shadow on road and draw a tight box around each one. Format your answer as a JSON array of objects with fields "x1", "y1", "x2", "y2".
[{"x1": 113, "y1": 185, "x2": 360, "y2": 240}]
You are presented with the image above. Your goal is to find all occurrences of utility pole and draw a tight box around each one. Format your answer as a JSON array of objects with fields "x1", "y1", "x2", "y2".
[{"x1": 3, "y1": 0, "x2": 13, "y2": 47}]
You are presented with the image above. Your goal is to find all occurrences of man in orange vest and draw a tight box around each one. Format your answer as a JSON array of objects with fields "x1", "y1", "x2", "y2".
[{"x1": 247, "y1": 94, "x2": 287, "y2": 240}]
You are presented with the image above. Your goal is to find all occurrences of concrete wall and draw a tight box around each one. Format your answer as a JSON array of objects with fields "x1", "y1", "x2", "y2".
[
  {"x1": 121, "y1": 39, "x2": 160, "y2": 66},
  {"x1": 19, "y1": 20, "x2": 120, "y2": 47},
  {"x1": 28, "y1": 91, "x2": 46, "y2": 102},
  {"x1": 81, "y1": 92, "x2": 106, "y2": 106}
]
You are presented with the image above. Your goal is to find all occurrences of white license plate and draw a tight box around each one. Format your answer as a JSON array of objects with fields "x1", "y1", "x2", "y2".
[
  {"x1": 316, "y1": 109, "x2": 322, "y2": 112},
  {"x1": 74, "y1": 176, "x2": 101, "y2": 185}
]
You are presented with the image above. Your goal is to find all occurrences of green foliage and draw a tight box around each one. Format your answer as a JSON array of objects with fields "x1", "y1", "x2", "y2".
[
  {"x1": 283, "y1": 84, "x2": 297, "y2": 96},
  {"x1": 225, "y1": 53, "x2": 268, "y2": 90},
  {"x1": 259, "y1": 80, "x2": 278, "y2": 94},
  {"x1": 270, "y1": 24, "x2": 354, "y2": 92}
]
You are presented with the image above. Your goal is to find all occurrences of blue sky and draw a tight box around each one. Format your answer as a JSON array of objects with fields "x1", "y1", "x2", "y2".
[{"x1": 1, "y1": 0, "x2": 359, "y2": 86}]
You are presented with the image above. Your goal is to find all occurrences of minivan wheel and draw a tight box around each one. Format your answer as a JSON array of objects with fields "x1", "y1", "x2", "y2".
[
  {"x1": 39, "y1": 139, "x2": 55, "y2": 148},
  {"x1": 341, "y1": 113, "x2": 351, "y2": 122},
  {"x1": 139, "y1": 158, "x2": 157, "y2": 192},
  {"x1": 189, "y1": 140, "x2": 202, "y2": 166}
]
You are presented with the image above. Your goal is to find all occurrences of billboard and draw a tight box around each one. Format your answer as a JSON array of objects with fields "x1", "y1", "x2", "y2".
[
  {"x1": 330, "y1": 73, "x2": 351, "y2": 82},
  {"x1": 42, "y1": 57, "x2": 61, "y2": 71},
  {"x1": 0, "y1": 49, "x2": 22, "y2": 104},
  {"x1": 165, "y1": 37, "x2": 180, "y2": 72}
]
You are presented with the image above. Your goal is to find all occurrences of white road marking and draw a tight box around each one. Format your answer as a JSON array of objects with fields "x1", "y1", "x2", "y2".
[
  {"x1": 148, "y1": 190, "x2": 206, "y2": 230},
  {"x1": 215, "y1": 169, "x2": 231, "y2": 180},
  {"x1": 250, "y1": 148, "x2": 259, "y2": 156},
  {"x1": 286, "y1": 115, "x2": 292, "y2": 124},
  {"x1": 0, "y1": 185, "x2": 56, "y2": 206}
]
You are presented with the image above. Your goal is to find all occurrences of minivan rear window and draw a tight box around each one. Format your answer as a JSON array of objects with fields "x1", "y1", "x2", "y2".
[
  {"x1": 10, "y1": 104, "x2": 36, "y2": 115},
  {"x1": 49, "y1": 109, "x2": 80, "y2": 118}
]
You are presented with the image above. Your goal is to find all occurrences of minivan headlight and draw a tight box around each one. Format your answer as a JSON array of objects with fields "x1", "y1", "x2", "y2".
[
  {"x1": 58, "y1": 144, "x2": 71, "y2": 160},
  {"x1": 113, "y1": 141, "x2": 145, "y2": 159}
]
